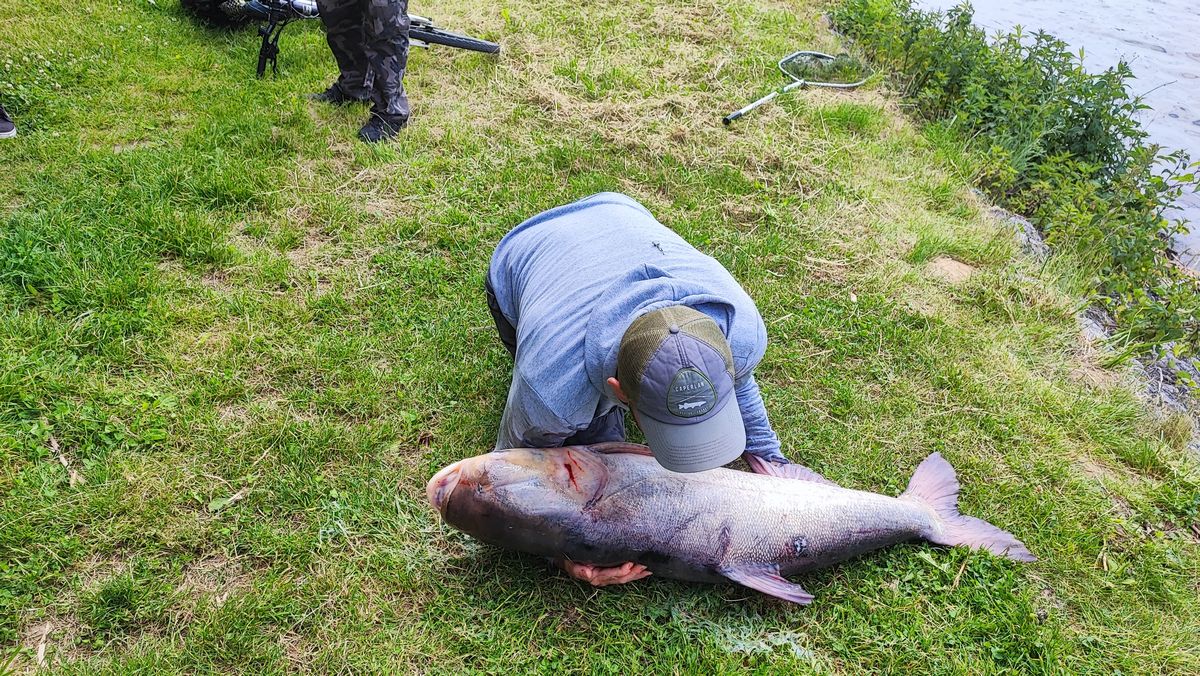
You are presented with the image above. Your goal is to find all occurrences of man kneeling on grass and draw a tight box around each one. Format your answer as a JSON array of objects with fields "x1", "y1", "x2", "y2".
[{"x1": 485, "y1": 192, "x2": 793, "y2": 586}]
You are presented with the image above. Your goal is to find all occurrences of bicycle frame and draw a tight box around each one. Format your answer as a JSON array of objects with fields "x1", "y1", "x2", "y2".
[{"x1": 244, "y1": 0, "x2": 462, "y2": 76}]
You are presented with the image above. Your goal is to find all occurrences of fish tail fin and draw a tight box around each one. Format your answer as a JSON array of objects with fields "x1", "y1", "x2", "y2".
[{"x1": 901, "y1": 453, "x2": 1036, "y2": 563}]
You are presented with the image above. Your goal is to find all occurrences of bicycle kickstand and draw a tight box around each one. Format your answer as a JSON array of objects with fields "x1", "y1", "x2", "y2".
[{"x1": 256, "y1": 18, "x2": 290, "y2": 78}]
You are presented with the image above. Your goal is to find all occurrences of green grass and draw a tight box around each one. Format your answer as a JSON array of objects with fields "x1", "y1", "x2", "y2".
[{"x1": 2, "y1": 0, "x2": 1199, "y2": 672}]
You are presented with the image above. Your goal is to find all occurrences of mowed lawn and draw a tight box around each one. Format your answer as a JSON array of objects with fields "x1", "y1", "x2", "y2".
[{"x1": 2, "y1": 0, "x2": 1198, "y2": 672}]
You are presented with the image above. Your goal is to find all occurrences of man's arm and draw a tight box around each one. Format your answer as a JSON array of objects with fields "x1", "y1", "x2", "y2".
[
  {"x1": 734, "y1": 373, "x2": 790, "y2": 464},
  {"x1": 495, "y1": 371, "x2": 575, "y2": 450}
]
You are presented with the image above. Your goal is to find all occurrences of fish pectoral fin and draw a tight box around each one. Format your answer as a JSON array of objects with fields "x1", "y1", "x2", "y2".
[
  {"x1": 586, "y1": 442, "x2": 653, "y2": 457},
  {"x1": 720, "y1": 565, "x2": 815, "y2": 605},
  {"x1": 744, "y1": 454, "x2": 838, "y2": 486}
]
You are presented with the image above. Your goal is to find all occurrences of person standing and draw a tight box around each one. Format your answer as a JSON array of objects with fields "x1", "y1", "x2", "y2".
[
  {"x1": 485, "y1": 192, "x2": 793, "y2": 586},
  {"x1": 311, "y1": 0, "x2": 411, "y2": 143},
  {"x1": 0, "y1": 104, "x2": 14, "y2": 139}
]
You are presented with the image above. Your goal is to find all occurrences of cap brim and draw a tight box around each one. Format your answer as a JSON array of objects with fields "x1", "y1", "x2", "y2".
[{"x1": 639, "y1": 395, "x2": 745, "y2": 473}]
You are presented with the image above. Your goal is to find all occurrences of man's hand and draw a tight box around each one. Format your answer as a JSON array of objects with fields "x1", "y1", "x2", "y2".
[
  {"x1": 743, "y1": 452, "x2": 789, "y2": 475},
  {"x1": 557, "y1": 559, "x2": 651, "y2": 586},
  {"x1": 744, "y1": 452, "x2": 835, "y2": 484}
]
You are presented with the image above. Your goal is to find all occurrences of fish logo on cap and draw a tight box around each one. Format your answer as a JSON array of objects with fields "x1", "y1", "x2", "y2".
[{"x1": 666, "y1": 367, "x2": 716, "y2": 418}]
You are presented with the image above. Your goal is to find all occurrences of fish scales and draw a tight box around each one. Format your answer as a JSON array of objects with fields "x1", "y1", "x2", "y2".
[{"x1": 583, "y1": 455, "x2": 930, "y2": 578}]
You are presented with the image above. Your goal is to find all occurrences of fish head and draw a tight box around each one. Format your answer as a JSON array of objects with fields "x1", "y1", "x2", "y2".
[{"x1": 426, "y1": 447, "x2": 610, "y2": 552}]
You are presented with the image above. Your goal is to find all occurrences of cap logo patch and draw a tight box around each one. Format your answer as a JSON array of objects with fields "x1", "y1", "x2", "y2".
[{"x1": 666, "y1": 367, "x2": 717, "y2": 418}]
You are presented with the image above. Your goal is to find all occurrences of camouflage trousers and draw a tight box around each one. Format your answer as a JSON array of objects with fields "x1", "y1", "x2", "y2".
[{"x1": 315, "y1": 0, "x2": 411, "y2": 118}]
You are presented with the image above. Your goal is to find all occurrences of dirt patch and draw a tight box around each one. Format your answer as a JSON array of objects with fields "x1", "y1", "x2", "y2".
[
  {"x1": 1075, "y1": 456, "x2": 1124, "y2": 483},
  {"x1": 113, "y1": 141, "x2": 152, "y2": 154},
  {"x1": 1072, "y1": 456, "x2": 1141, "y2": 520},
  {"x1": 895, "y1": 281, "x2": 953, "y2": 319},
  {"x1": 158, "y1": 255, "x2": 239, "y2": 296},
  {"x1": 180, "y1": 554, "x2": 251, "y2": 611},
  {"x1": 719, "y1": 200, "x2": 767, "y2": 229},
  {"x1": 522, "y1": 84, "x2": 571, "y2": 114},
  {"x1": 285, "y1": 230, "x2": 330, "y2": 272},
  {"x1": 903, "y1": 295, "x2": 937, "y2": 317},
  {"x1": 279, "y1": 630, "x2": 318, "y2": 670},
  {"x1": 200, "y1": 268, "x2": 235, "y2": 293},
  {"x1": 8, "y1": 555, "x2": 132, "y2": 672},
  {"x1": 289, "y1": 234, "x2": 381, "y2": 302},
  {"x1": 284, "y1": 228, "x2": 336, "y2": 295},
  {"x1": 1068, "y1": 360, "x2": 1123, "y2": 390},
  {"x1": 649, "y1": 1, "x2": 734, "y2": 44},
  {"x1": 74, "y1": 554, "x2": 133, "y2": 589},
  {"x1": 166, "y1": 320, "x2": 238, "y2": 372},
  {"x1": 925, "y1": 256, "x2": 975, "y2": 284},
  {"x1": 19, "y1": 620, "x2": 53, "y2": 671},
  {"x1": 216, "y1": 403, "x2": 247, "y2": 424},
  {"x1": 360, "y1": 197, "x2": 417, "y2": 220},
  {"x1": 1034, "y1": 587, "x2": 1067, "y2": 624},
  {"x1": 13, "y1": 614, "x2": 84, "y2": 674}
]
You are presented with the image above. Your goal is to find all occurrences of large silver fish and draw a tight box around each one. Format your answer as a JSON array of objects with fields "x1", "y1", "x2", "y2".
[{"x1": 427, "y1": 443, "x2": 1035, "y2": 603}]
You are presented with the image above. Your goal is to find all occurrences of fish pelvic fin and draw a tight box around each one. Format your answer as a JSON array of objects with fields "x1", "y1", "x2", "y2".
[
  {"x1": 901, "y1": 453, "x2": 1037, "y2": 563},
  {"x1": 744, "y1": 454, "x2": 838, "y2": 486},
  {"x1": 720, "y1": 564, "x2": 815, "y2": 605}
]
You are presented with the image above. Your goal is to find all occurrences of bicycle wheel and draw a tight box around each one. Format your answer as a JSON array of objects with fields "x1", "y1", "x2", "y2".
[
  {"x1": 410, "y1": 26, "x2": 500, "y2": 54},
  {"x1": 181, "y1": 0, "x2": 256, "y2": 27}
]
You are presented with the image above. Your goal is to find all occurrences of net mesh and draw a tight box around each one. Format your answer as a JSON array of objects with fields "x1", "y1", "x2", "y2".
[{"x1": 781, "y1": 52, "x2": 870, "y2": 85}]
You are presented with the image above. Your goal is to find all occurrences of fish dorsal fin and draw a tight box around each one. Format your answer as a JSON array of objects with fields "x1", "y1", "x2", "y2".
[
  {"x1": 585, "y1": 442, "x2": 653, "y2": 456},
  {"x1": 721, "y1": 565, "x2": 815, "y2": 605},
  {"x1": 745, "y1": 454, "x2": 839, "y2": 486}
]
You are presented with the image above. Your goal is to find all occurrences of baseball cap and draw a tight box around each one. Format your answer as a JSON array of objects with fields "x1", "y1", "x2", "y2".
[{"x1": 617, "y1": 305, "x2": 745, "y2": 472}]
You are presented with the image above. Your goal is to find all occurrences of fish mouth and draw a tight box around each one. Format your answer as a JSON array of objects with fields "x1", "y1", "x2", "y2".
[{"x1": 427, "y1": 461, "x2": 463, "y2": 514}]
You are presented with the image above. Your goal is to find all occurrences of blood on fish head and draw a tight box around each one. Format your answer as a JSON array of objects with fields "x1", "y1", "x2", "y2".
[
  {"x1": 428, "y1": 448, "x2": 608, "y2": 515},
  {"x1": 426, "y1": 447, "x2": 610, "y2": 553},
  {"x1": 427, "y1": 461, "x2": 464, "y2": 513}
]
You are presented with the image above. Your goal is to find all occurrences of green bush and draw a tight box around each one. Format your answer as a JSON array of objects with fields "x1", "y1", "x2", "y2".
[{"x1": 830, "y1": 0, "x2": 1200, "y2": 356}]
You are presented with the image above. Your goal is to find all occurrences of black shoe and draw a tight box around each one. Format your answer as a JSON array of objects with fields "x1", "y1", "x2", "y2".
[
  {"x1": 308, "y1": 83, "x2": 368, "y2": 106},
  {"x1": 0, "y1": 105, "x2": 14, "y2": 139},
  {"x1": 358, "y1": 114, "x2": 408, "y2": 144}
]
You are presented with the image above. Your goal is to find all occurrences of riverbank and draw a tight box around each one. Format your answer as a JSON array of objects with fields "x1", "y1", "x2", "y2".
[
  {"x1": 919, "y1": 0, "x2": 1200, "y2": 261},
  {"x1": 2, "y1": 0, "x2": 1198, "y2": 671},
  {"x1": 831, "y1": 0, "x2": 1200, "y2": 372}
]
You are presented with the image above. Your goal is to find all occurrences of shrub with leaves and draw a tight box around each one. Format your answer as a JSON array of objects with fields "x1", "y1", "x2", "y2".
[{"x1": 830, "y1": 0, "x2": 1200, "y2": 356}]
